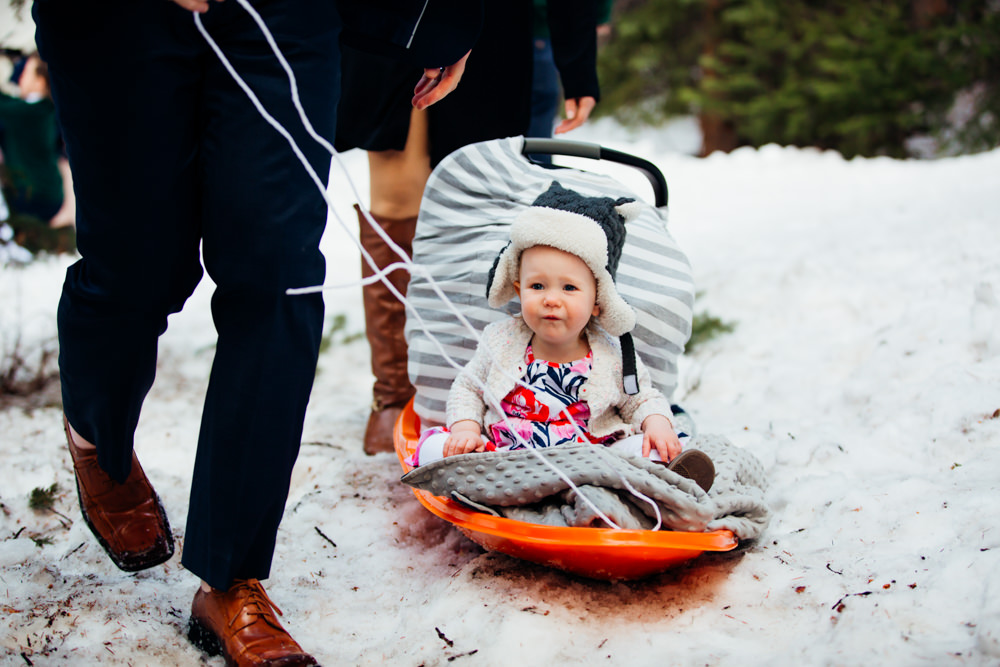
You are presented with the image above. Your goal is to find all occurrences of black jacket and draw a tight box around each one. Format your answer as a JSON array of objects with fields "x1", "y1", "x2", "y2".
[{"x1": 338, "y1": 0, "x2": 484, "y2": 69}]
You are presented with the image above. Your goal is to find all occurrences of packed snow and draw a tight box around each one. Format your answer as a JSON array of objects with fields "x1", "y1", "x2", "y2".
[{"x1": 2, "y1": 116, "x2": 1000, "y2": 665}]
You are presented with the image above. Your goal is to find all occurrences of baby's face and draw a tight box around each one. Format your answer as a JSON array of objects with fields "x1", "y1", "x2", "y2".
[{"x1": 514, "y1": 245, "x2": 600, "y2": 355}]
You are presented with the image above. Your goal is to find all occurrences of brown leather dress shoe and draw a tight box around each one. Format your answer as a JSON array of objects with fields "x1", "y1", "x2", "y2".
[
  {"x1": 65, "y1": 417, "x2": 174, "y2": 572},
  {"x1": 188, "y1": 579, "x2": 318, "y2": 667}
]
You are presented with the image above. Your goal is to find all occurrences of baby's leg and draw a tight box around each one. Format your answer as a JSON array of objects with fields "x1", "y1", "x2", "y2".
[
  {"x1": 410, "y1": 430, "x2": 449, "y2": 467},
  {"x1": 607, "y1": 434, "x2": 664, "y2": 462},
  {"x1": 410, "y1": 429, "x2": 492, "y2": 467},
  {"x1": 607, "y1": 433, "x2": 713, "y2": 491}
]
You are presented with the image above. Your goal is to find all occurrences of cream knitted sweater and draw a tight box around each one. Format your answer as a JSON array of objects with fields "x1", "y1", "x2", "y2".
[{"x1": 446, "y1": 317, "x2": 672, "y2": 440}]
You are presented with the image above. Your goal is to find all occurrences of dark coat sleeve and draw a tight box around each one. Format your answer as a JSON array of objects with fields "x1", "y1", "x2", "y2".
[
  {"x1": 546, "y1": 0, "x2": 600, "y2": 102},
  {"x1": 338, "y1": 0, "x2": 483, "y2": 69}
]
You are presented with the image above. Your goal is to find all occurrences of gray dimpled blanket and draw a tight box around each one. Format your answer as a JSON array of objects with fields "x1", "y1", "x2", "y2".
[{"x1": 401, "y1": 434, "x2": 770, "y2": 540}]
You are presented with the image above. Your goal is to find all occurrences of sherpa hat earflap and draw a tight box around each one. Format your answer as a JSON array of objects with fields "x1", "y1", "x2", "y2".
[
  {"x1": 486, "y1": 181, "x2": 643, "y2": 337},
  {"x1": 486, "y1": 181, "x2": 645, "y2": 394}
]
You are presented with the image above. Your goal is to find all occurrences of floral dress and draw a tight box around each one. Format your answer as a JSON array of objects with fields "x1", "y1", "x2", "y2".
[{"x1": 488, "y1": 345, "x2": 612, "y2": 450}]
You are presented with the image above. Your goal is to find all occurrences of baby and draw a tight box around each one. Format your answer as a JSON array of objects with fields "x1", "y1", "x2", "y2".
[{"x1": 412, "y1": 182, "x2": 712, "y2": 490}]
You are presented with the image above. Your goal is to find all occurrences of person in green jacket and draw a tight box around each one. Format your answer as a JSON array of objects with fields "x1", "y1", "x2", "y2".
[{"x1": 0, "y1": 53, "x2": 63, "y2": 222}]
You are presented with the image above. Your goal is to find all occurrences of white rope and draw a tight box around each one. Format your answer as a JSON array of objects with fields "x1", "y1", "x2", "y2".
[
  {"x1": 195, "y1": 3, "x2": 675, "y2": 531},
  {"x1": 193, "y1": 5, "x2": 487, "y2": 386},
  {"x1": 554, "y1": 403, "x2": 665, "y2": 531},
  {"x1": 207, "y1": 0, "x2": 498, "y2": 398}
]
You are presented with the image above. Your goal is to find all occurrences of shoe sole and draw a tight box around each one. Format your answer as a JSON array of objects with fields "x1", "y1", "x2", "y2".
[
  {"x1": 667, "y1": 450, "x2": 716, "y2": 493},
  {"x1": 187, "y1": 616, "x2": 224, "y2": 659},
  {"x1": 188, "y1": 615, "x2": 318, "y2": 667}
]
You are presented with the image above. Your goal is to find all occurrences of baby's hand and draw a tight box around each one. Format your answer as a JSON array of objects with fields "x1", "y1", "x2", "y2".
[
  {"x1": 443, "y1": 420, "x2": 485, "y2": 458},
  {"x1": 641, "y1": 414, "x2": 682, "y2": 463}
]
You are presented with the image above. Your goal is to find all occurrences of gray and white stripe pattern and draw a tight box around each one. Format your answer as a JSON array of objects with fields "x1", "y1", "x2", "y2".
[{"x1": 405, "y1": 137, "x2": 695, "y2": 425}]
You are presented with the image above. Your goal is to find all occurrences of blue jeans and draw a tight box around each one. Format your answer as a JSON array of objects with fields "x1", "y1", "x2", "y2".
[
  {"x1": 526, "y1": 37, "x2": 559, "y2": 165},
  {"x1": 527, "y1": 38, "x2": 560, "y2": 139}
]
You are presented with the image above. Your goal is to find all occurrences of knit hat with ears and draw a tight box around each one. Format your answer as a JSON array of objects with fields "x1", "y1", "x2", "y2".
[{"x1": 486, "y1": 181, "x2": 645, "y2": 394}]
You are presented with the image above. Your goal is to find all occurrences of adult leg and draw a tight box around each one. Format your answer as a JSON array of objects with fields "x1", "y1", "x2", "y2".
[
  {"x1": 358, "y1": 108, "x2": 430, "y2": 454},
  {"x1": 180, "y1": 0, "x2": 340, "y2": 590},
  {"x1": 36, "y1": 1, "x2": 204, "y2": 482},
  {"x1": 526, "y1": 37, "x2": 559, "y2": 140},
  {"x1": 180, "y1": 5, "x2": 339, "y2": 663},
  {"x1": 367, "y1": 108, "x2": 431, "y2": 220},
  {"x1": 34, "y1": 0, "x2": 205, "y2": 570},
  {"x1": 525, "y1": 37, "x2": 559, "y2": 165}
]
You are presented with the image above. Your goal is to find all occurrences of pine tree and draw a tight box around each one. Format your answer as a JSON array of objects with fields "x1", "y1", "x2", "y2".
[{"x1": 597, "y1": 0, "x2": 1000, "y2": 157}]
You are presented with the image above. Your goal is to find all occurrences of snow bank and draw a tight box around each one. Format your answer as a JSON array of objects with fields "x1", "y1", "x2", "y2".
[{"x1": 3, "y1": 133, "x2": 999, "y2": 665}]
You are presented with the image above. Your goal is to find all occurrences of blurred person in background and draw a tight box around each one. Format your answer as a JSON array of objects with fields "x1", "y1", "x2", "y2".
[
  {"x1": 0, "y1": 52, "x2": 66, "y2": 224},
  {"x1": 0, "y1": 51, "x2": 74, "y2": 255}
]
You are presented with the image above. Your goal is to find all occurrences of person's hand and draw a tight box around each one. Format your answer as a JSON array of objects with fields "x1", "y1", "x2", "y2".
[
  {"x1": 412, "y1": 51, "x2": 471, "y2": 110},
  {"x1": 554, "y1": 96, "x2": 596, "y2": 134},
  {"x1": 49, "y1": 209, "x2": 75, "y2": 229},
  {"x1": 641, "y1": 414, "x2": 682, "y2": 462},
  {"x1": 442, "y1": 420, "x2": 485, "y2": 457},
  {"x1": 171, "y1": 0, "x2": 223, "y2": 14}
]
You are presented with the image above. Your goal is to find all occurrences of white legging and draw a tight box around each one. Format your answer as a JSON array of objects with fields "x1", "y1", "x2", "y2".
[{"x1": 412, "y1": 432, "x2": 659, "y2": 467}]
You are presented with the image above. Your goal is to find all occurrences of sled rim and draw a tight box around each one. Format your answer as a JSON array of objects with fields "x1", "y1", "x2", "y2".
[{"x1": 394, "y1": 399, "x2": 738, "y2": 573}]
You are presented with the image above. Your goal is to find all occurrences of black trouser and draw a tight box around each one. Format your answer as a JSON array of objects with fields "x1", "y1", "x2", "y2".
[{"x1": 34, "y1": 0, "x2": 340, "y2": 589}]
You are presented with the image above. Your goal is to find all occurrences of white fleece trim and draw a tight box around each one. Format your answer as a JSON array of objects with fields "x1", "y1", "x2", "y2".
[
  {"x1": 511, "y1": 208, "x2": 610, "y2": 271},
  {"x1": 487, "y1": 208, "x2": 636, "y2": 336}
]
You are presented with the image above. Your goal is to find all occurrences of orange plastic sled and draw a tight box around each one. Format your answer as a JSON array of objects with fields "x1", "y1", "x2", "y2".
[{"x1": 394, "y1": 400, "x2": 738, "y2": 580}]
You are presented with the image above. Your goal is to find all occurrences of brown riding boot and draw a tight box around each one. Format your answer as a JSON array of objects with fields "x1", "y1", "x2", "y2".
[{"x1": 357, "y1": 205, "x2": 417, "y2": 455}]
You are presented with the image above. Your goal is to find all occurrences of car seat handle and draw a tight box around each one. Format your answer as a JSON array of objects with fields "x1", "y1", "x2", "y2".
[{"x1": 521, "y1": 138, "x2": 668, "y2": 208}]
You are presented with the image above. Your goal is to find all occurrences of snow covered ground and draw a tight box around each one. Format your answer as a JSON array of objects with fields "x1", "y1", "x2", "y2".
[{"x1": 2, "y1": 117, "x2": 1000, "y2": 665}]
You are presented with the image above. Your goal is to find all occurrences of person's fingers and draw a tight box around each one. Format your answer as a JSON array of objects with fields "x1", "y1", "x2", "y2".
[
  {"x1": 412, "y1": 51, "x2": 471, "y2": 109},
  {"x1": 411, "y1": 75, "x2": 439, "y2": 108},
  {"x1": 554, "y1": 96, "x2": 596, "y2": 134},
  {"x1": 446, "y1": 437, "x2": 467, "y2": 456},
  {"x1": 413, "y1": 70, "x2": 440, "y2": 98},
  {"x1": 554, "y1": 99, "x2": 579, "y2": 135},
  {"x1": 653, "y1": 441, "x2": 668, "y2": 461},
  {"x1": 576, "y1": 96, "x2": 596, "y2": 121},
  {"x1": 666, "y1": 437, "x2": 682, "y2": 462},
  {"x1": 171, "y1": 0, "x2": 213, "y2": 13}
]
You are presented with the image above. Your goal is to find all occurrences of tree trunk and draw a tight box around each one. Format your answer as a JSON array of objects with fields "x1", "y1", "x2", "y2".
[{"x1": 697, "y1": 0, "x2": 740, "y2": 156}]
